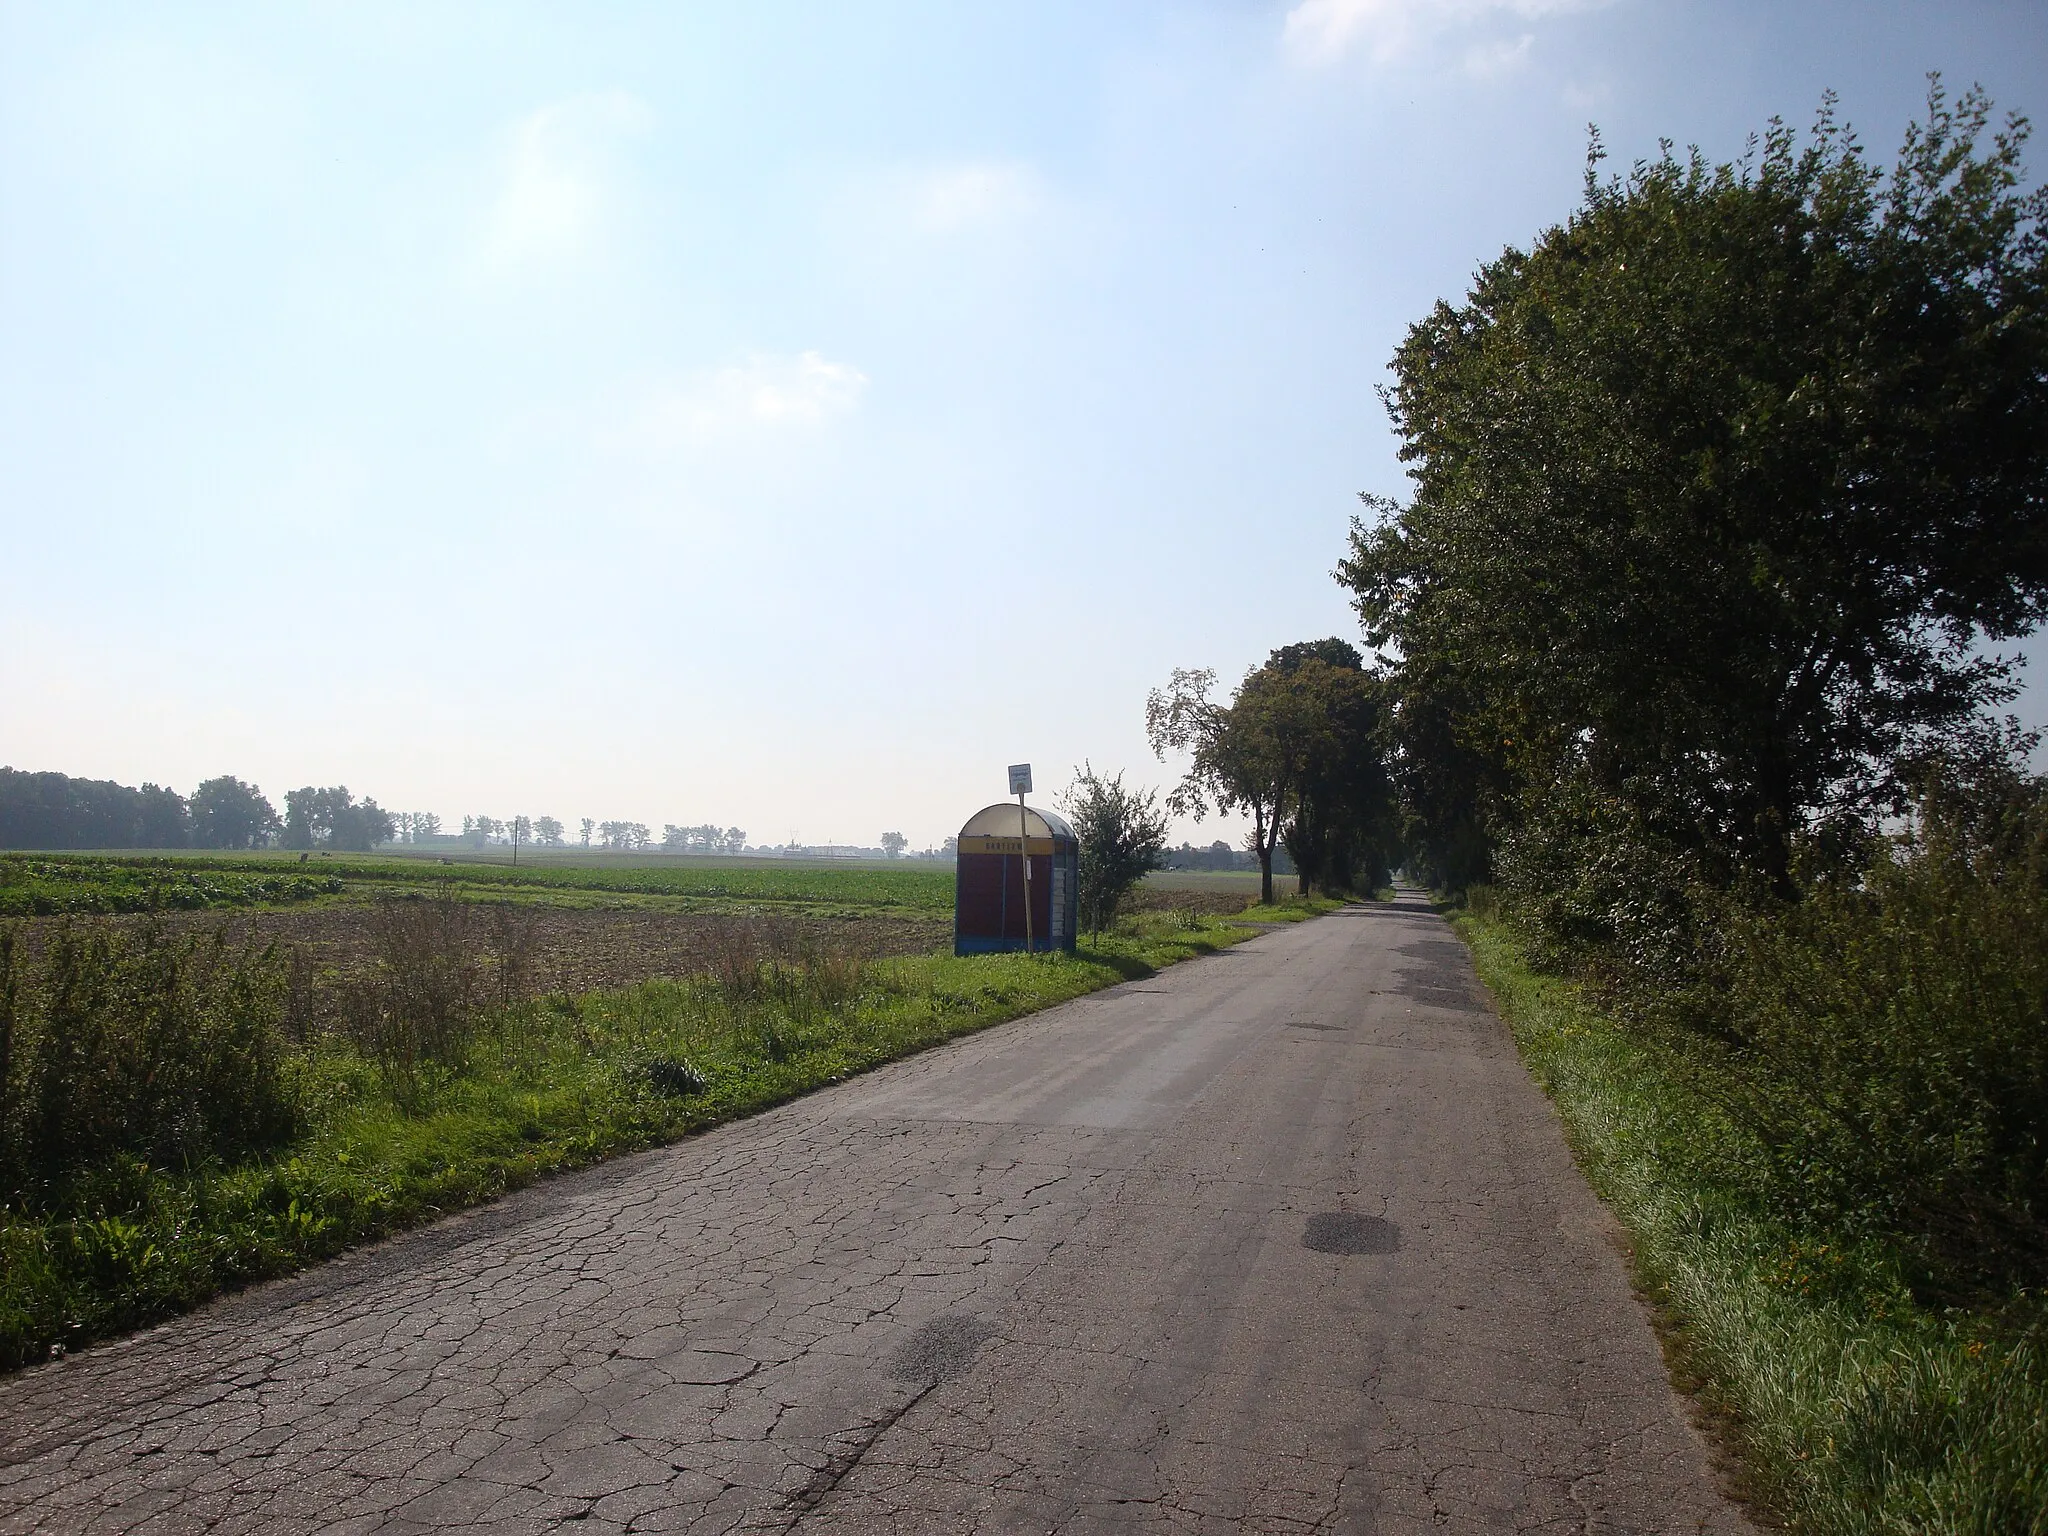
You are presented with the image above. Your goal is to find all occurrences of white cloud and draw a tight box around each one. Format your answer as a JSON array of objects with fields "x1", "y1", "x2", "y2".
[
  {"x1": 906, "y1": 163, "x2": 1043, "y2": 234},
  {"x1": 468, "y1": 91, "x2": 651, "y2": 288},
  {"x1": 32, "y1": 35, "x2": 302, "y2": 202},
  {"x1": 624, "y1": 352, "x2": 870, "y2": 449},
  {"x1": 1283, "y1": 0, "x2": 1604, "y2": 67},
  {"x1": 1464, "y1": 32, "x2": 1535, "y2": 78},
  {"x1": 829, "y1": 161, "x2": 1048, "y2": 249}
]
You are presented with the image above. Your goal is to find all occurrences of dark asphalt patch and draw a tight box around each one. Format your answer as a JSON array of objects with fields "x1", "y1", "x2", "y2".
[
  {"x1": 1285, "y1": 1021, "x2": 1345, "y2": 1032},
  {"x1": 1301, "y1": 1212, "x2": 1400, "y2": 1255},
  {"x1": 888, "y1": 1316, "x2": 995, "y2": 1383},
  {"x1": 1397, "y1": 939, "x2": 1470, "y2": 962},
  {"x1": 1398, "y1": 983, "x2": 1487, "y2": 1013}
]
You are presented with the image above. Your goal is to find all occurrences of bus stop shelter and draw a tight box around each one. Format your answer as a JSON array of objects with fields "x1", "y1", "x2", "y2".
[{"x1": 953, "y1": 804, "x2": 1078, "y2": 954}]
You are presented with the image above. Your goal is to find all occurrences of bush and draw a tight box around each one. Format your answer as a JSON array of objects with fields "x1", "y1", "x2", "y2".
[
  {"x1": 337, "y1": 899, "x2": 485, "y2": 1095},
  {"x1": 1708, "y1": 783, "x2": 2048, "y2": 1296},
  {"x1": 1487, "y1": 758, "x2": 2048, "y2": 1299},
  {"x1": 1061, "y1": 764, "x2": 1169, "y2": 937},
  {"x1": 1491, "y1": 772, "x2": 1714, "y2": 982},
  {"x1": 0, "y1": 921, "x2": 300, "y2": 1190}
]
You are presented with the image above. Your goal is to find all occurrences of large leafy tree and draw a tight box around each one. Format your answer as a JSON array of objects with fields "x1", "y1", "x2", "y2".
[
  {"x1": 1264, "y1": 642, "x2": 1398, "y2": 895},
  {"x1": 189, "y1": 776, "x2": 278, "y2": 850},
  {"x1": 1147, "y1": 666, "x2": 1289, "y2": 904},
  {"x1": 1147, "y1": 641, "x2": 1394, "y2": 902},
  {"x1": 1340, "y1": 83, "x2": 2048, "y2": 889},
  {"x1": 284, "y1": 787, "x2": 394, "y2": 852}
]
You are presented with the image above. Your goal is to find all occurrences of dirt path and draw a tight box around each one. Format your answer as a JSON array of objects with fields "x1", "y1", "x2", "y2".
[{"x1": 0, "y1": 895, "x2": 1748, "y2": 1533}]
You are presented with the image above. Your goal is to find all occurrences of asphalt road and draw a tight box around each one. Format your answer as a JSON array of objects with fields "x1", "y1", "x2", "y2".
[{"x1": 0, "y1": 894, "x2": 1750, "y2": 1534}]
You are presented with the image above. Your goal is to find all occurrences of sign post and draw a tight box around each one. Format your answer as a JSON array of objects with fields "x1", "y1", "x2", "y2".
[{"x1": 1008, "y1": 764, "x2": 1033, "y2": 952}]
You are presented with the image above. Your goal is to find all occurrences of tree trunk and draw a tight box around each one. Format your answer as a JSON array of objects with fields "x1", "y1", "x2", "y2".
[{"x1": 1258, "y1": 844, "x2": 1274, "y2": 906}]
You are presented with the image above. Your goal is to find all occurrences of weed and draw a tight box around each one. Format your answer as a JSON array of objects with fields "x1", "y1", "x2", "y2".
[
  {"x1": 0, "y1": 921, "x2": 299, "y2": 1187},
  {"x1": 337, "y1": 898, "x2": 482, "y2": 1100},
  {"x1": 640, "y1": 1056, "x2": 708, "y2": 1098},
  {"x1": 0, "y1": 896, "x2": 1268, "y2": 1372}
]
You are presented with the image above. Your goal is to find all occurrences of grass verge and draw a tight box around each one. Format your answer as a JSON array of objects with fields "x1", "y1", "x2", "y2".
[
  {"x1": 1, "y1": 910, "x2": 1257, "y2": 1372},
  {"x1": 1453, "y1": 908, "x2": 2048, "y2": 1535},
  {"x1": 1239, "y1": 895, "x2": 1351, "y2": 922}
]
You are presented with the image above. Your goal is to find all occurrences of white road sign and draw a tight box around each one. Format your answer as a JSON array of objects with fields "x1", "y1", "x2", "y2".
[{"x1": 1008, "y1": 763, "x2": 1033, "y2": 795}]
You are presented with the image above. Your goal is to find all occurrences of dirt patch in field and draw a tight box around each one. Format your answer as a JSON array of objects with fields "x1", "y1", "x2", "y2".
[
  {"x1": 14, "y1": 904, "x2": 950, "y2": 997},
  {"x1": 1124, "y1": 885, "x2": 1258, "y2": 918}
]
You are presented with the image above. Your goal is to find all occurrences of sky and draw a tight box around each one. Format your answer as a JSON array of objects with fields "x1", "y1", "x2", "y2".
[{"x1": 3, "y1": 1, "x2": 2046, "y2": 850}]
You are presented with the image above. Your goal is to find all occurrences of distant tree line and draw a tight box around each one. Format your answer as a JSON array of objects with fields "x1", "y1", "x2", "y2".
[
  {"x1": 1157, "y1": 840, "x2": 1289, "y2": 875},
  {"x1": 5, "y1": 768, "x2": 945, "y2": 866},
  {"x1": 282, "y1": 787, "x2": 393, "y2": 852},
  {"x1": 0, "y1": 769, "x2": 393, "y2": 852},
  {"x1": 426, "y1": 818, "x2": 762, "y2": 855},
  {"x1": 661, "y1": 824, "x2": 746, "y2": 854},
  {"x1": 0, "y1": 769, "x2": 193, "y2": 850}
]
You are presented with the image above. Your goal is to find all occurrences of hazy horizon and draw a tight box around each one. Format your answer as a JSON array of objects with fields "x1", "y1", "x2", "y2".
[{"x1": 6, "y1": 1, "x2": 2045, "y2": 849}]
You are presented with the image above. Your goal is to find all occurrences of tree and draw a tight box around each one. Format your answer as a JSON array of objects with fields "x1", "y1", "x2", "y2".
[
  {"x1": 285, "y1": 787, "x2": 393, "y2": 851},
  {"x1": 880, "y1": 832, "x2": 908, "y2": 858},
  {"x1": 1060, "y1": 765, "x2": 1169, "y2": 936},
  {"x1": 1148, "y1": 645, "x2": 1396, "y2": 903},
  {"x1": 579, "y1": 818, "x2": 594, "y2": 848},
  {"x1": 1340, "y1": 83, "x2": 2048, "y2": 892},
  {"x1": 136, "y1": 784, "x2": 189, "y2": 848},
  {"x1": 508, "y1": 814, "x2": 532, "y2": 864},
  {"x1": 0, "y1": 769, "x2": 197, "y2": 849},
  {"x1": 284, "y1": 789, "x2": 319, "y2": 850},
  {"x1": 1262, "y1": 644, "x2": 1398, "y2": 895},
  {"x1": 535, "y1": 816, "x2": 564, "y2": 847},
  {"x1": 599, "y1": 820, "x2": 650, "y2": 850},
  {"x1": 346, "y1": 797, "x2": 395, "y2": 851},
  {"x1": 463, "y1": 815, "x2": 502, "y2": 850},
  {"x1": 722, "y1": 827, "x2": 746, "y2": 855},
  {"x1": 413, "y1": 811, "x2": 443, "y2": 841},
  {"x1": 1147, "y1": 667, "x2": 1289, "y2": 904},
  {"x1": 189, "y1": 776, "x2": 278, "y2": 849},
  {"x1": 662, "y1": 824, "x2": 690, "y2": 851}
]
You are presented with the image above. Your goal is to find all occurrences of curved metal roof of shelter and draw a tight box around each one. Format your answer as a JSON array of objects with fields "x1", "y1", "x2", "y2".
[{"x1": 957, "y1": 804, "x2": 1076, "y2": 843}]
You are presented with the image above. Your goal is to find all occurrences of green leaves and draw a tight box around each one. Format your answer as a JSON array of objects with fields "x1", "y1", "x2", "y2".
[
  {"x1": 1346, "y1": 80, "x2": 2048, "y2": 887},
  {"x1": 1148, "y1": 644, "x2": 1398, "y2": 899},
  {"x1": 1061, "y1": 764, "x2": 1169, "y2": 936}
]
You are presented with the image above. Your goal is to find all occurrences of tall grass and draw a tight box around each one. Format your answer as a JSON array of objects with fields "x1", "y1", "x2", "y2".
[
  {"x1": 0, "y1": 922, "x2": 301, "y2": 1186},
  {"x1": 0, "y1": 903, "x2": 1255, "y2": 1371}
]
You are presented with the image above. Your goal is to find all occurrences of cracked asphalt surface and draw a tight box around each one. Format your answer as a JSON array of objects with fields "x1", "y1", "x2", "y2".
[{"x1": 0, "y1": 894, "x2": 1751, "y2": 1534}]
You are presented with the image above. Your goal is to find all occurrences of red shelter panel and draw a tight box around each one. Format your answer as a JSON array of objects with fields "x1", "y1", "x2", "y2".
[{"x1": 953, "y1": 806, "x2": 1078, "y2": 954}]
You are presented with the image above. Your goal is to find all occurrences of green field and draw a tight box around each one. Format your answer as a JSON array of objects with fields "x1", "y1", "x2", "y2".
[
  {"x1": 0, "y1": 850, "x2": 955, "y2": 917},
  {"x1": 2, "y1": 849, "x2": 1318, "y2": 919}
]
